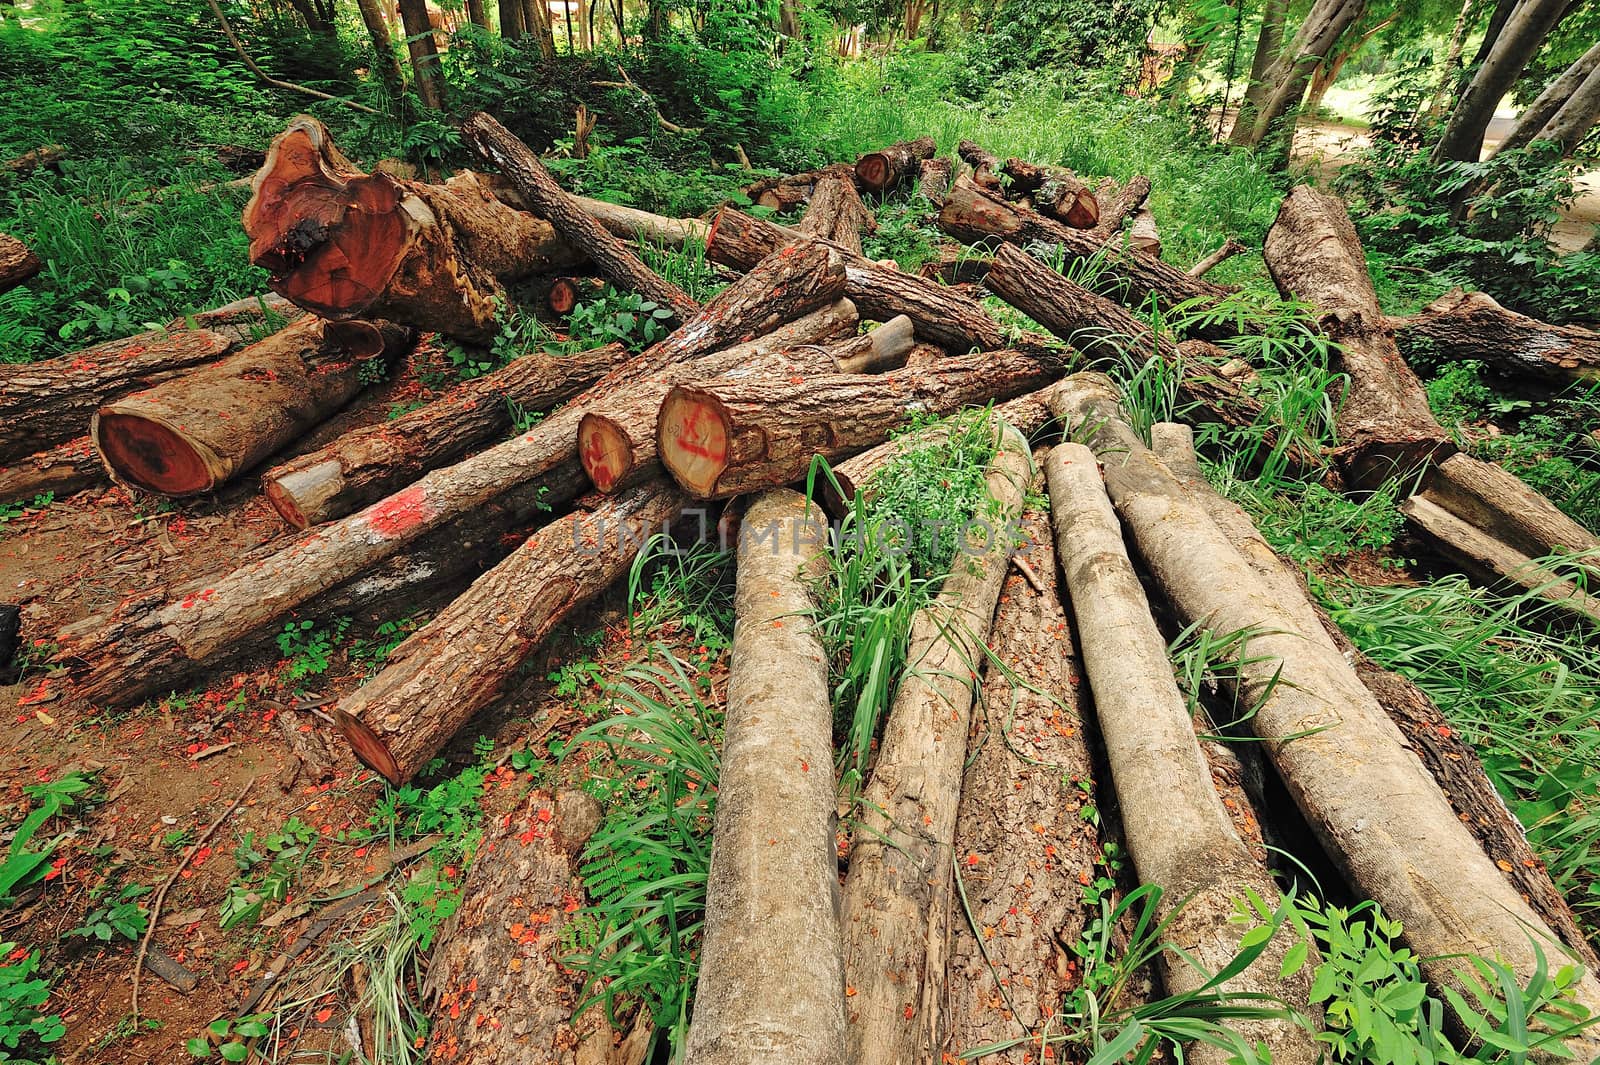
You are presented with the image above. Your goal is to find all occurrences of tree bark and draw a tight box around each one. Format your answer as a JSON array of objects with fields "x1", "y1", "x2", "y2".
[
  {"x1": 1, "y1": 145, "x2": 64, "y2": 178},
  {"x1": 685, "y1": 490, "x2": 846, "y2": 1065},
  {"x1": 1232, "y1": 0, "x2": 1290, "y2": 144},
  {"x1": 1493, "y1": 38, "x2": 1600, "y2": 155},
  {"x1": 657, "y1": 352, "x2": 1057, "y2": 500},
  {"x1": 263, "y1": 341, "x2": 632, "y2": 528},
  {"x1": 396, "y1": 0, "x2": 445, "y2": 109},
  {"x1": 1045, "y1": 439, "x2": 1320, "y2": 1065},
  {"x1": 1428, "y1": 0, "x2": 1477, "y2": 119},
  {"x1": 1034, "y1": 175, "x2": 1101, "y2": 229},
  {"x1": 855, "y1": 136, "x2": 937, "y2": 194},
  {"x1": 353, "y1": 0, "x2": 408, "y2": 100},
  {"x1": 1090, "y1": 174, "x2": 1153, "y2": 241},
  {"x1": 499, "y1": 0, "x2": 526, "y2": 38},
  {"x1": 743, "y1": 165, "x2": 856, "y2": 211},
  {"x1": 0, "y1": 233, "x2": 41, "y2": 294},
  {"x1": 525, "y1": 0, "x2": 556, "y2": 57},
  {"x1": 1052, "y1": 372, "x2": 1600, "y2": 1053},
  {"x1": 798, "y1": 172, "x2": 875, "y2": 255},
  {"x1": 956, "y1": 140, "x2": 1002, "y2": 190},
  {"x1": 840, "y1": 425, "x2": 1031, "y2": 1065},
  {"x1": 1303, "y1": 14, "x2": 1395, "y2": 113},
  {"x1": 93, "y1": 318, "x2": 413, "y2": 497},
  {"x1": 831, "y1": 315, "x2": 916, "y2": 374},
  {"x1": 1530, "y1": 54, "x2": 1600, "y2": 157},
  {"x1": 1434, "y1": 0, "x2": 1572, "y2": 163},
  {"x1": 0, "y1": 438, "x2": 104, "y2": 506},
  {"x1": 335, "y1": 478, "x2": 686, "y2": 783},
  {"x1": 1233, "y1": 0, "x2": 1370, "y2": 155},
  {"x1": 1129, "y1": 206, "x2": 1161, "y2": 257},
  {"x1": 917, "y1": 157, "x2": 953, "y2": 205},
  {"x1": 1388, "y1": 287, "x2": 1600, "y2": 385},
  {"x1": 461, "y1": 111, "x2": 700, "y2": 324},
  {"x1": 244, "y1": 118, "x2": 584, "y2": 342},
  {"x1": 423, "y1": 789, "x2": 653, "y2": 1065}
]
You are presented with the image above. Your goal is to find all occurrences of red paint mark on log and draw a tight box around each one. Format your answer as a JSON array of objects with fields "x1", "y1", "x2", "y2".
[{"x1": 365, "y1": 485, "x2": 432, "y2": 538}]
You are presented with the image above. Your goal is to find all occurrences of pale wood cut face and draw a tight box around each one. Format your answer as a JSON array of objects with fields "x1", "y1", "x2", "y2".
[{"x1": 658, "y1": 390, "x2": 728, "y2": 497}]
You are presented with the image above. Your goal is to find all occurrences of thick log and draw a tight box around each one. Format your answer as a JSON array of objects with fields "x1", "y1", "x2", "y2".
[
  {"x1": 0, "y1": 438, "x2": 105, "y2": 505},
  {"x1": 798, "y1": 172, "x2": 874, "y2": 255},
  {"x1": 656, "y1": 350, "x2": 1058, "y2": 500},
  {"x1": 424, "y1": 789, "x2": 652, "y2": 1065},
  {"x1": 685, "y1": 490, "x2": 846, "y2": 1065},
  {"x1": 1034, "y1": 174, "x2": 1100, "y2": 228},
  {"x1": 916, "y1": 245, "x2": 991, "y2": 285},
  {"x1": 831, "y1": 315, "x2": 915, "y2": 374},
  {"x1": 244, "y1": 117, "x2": 584, "y2": 342},
  {"x1": 574, "y1": 194, "x2": 710, "y2": 249},
  {"x1": 169, "y1": 292, "x2": 303, "y2": 343},
  {"x1": 53, "y1": 244, "x2": 844, "y2": 707},
  {"x1": 956, "y1": 140, "x2": 1001, "y2": 190},
  {"x1": 93, "y1": 318, "x2": 413, "y2": 497},
  {"x1": 1045, "y1": 440, "x2": 1319, "y2": 1065},
  {"x1": 546, "y1": 275, "x2": 605, "y2": 316},
  {"x1": 840, "y1": 425, "x2": 1030, "y2": 1065},
  {"x1": 742, "y1": 167, "x2": 830, "y2": 211},
  {"x1": 578, "y1": 302, "x2": 858, "y2": 494},
  {"x1": 1091, "y1": 175, "x2": 1152, "y2": 239},
  {"x1": 917, "y1": 157, "x2": 952, "y2": 205},
  {"x1": 855, "y1": 136, "x2": 936, "y2": 194},
  {"x1": 335, "y1": 478, "x2": 686, "y2": 784},
  {"x1": 0, "y1": 328, "x2": 237, "y2": 465},
  {"x1": 941, "y1": 176, "x2": 1224, "y2": 314},
  {"x1": 263, "y1": 341, "x2": 631, "y2": 528},
  {"x1": 945, "y1": 503, "x2": 1098, "y2": 1063},
  {"x1": 461, "y1": 111, "x2": 698, "y2": 323},
  {"x1": 1388, "y1": 288, "x2": 1600, "y2": 385},
  {"x1": 0, "y1": 233, "x2": 41, "y2": 294},
  {"x1": 1189, "y1": 237, "x2": 1248, "y2": 278},
  {"x1": 1052, "y1": 373, "x2": 1600, "y2": 1054},
  {"x1": 1129, "y1": 207, "x2": 1161, "y2": 257}
]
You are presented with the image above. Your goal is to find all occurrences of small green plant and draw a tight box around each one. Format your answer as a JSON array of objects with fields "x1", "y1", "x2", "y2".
[
  {"x1": 1, "y1": 771, "x2": 97, "y2": 905},
  {"x1": 185, "y1": 1014, "x2": 271, "y2": 1061},
  {"x1": 69, "y1": 882, "x2": 150, "y2": 942},
  {"x1": 0, "y1": 942, "x2": 65, "y2": 1061},
  {"x1": 348, "y1": 615, "x2": 420, "y2": 668},
  {"x1": 566, "y1": 289, "x2": 676, "y2": 351},
  {"x1": 275, "y1": 616, "x2": 351, "y2": 687},
  {"x1": 221, "y1": 817, "x2": 317, "y2": 930},
  {"x1": 0, "y1": 492, "x2": 54, "y2": 529}
]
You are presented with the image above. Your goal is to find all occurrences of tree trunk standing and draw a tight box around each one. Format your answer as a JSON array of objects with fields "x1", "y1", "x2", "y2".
[
  {"x1": 355, "y1": 0, "x2": 409, "y2": 99},
  {"x1": 93, "y1": 318, "x2": 413, "y2": 497},
  {"x1": 464, "y1": 0, "x2": 489, "y2": 28},
  {"x1": 945, "y1": 503, "x2": 1100, "y2": 1064},
  {"x1": 1490, "y1": 38, "x2": 1600, "y2": 153},
  {"x1": 396, "y1": 0, "x2": 445, "y2": 109},
  {"x1": 499, "y1": 0, "x2": 526, "y2": 38},
  {"x1": 1233, "y1": 0, "x2": 1370, "y2": 157},
  {"x1": 0, "y1": 438, "x2": 104, "y2": 506},
  {"x1": 1230, "y1": 0, "x2": 1290, "y2": 144},
  {"x1": 0, "y1": 233, "x2": 41, "y2": 294},
  {"x1": 1053, "y1": 374, "x2": 1600, "y2": 1056},
  {"x1": 1387, "y1": 287, "x2": 1600, "y2": 385},
  {"x1": 525, "y1": 0, "x2": 557, "y2": 56},
  {"x1": 839, "y1": 426, "x2": 1031, "y2": 1065},
  {"x1": 1434, "y1": 0, "x2": 1572, "y2": 163},
  {"x1": 576, "y1": 0, "x2": 591, "y2": 47},
  {"x1": 1303, "y1": 15, "x2": 1395, "y2": 113},
  {"x1": 685, "y1": 490, "x2": 847, "y2": 1065},
  {"x1": 262, "y1": 341, "x2": 633, "y2": 528},
  {"x1": 335, "y1": 479, "x2": 687, "y2": 783},
  {"x1": 1428, "y1": 0, "x2": 1478, "y2": 118},
  {"x1": 1530, "y1": 56, "x2": 1600, "y2": 157},
  {"x1": 461, "y1": 112, "x2": 699, "y2": 323}
]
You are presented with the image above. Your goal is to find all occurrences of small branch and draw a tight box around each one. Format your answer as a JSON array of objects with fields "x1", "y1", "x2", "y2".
[
  {"x1": 591, "y1": 65, "x2": 701, "y2": 135},
  {"x1": 204, "y1": 0, "x2": 382, "y2": 116},
  {"x1": 1010, "y1": 555, "x2": 1046, "y2": 594},
  {"x1": 1188, "y1": 236, "x2": 1248, "y2": 278}
]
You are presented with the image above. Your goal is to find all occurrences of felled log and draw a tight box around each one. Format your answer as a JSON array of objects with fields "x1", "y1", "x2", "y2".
[
  {"x1": 93, "y1": 318, "x2": 413, "y2": 497},
  {"x1": 946, "y1": 503, "x2": 1098, "y2": 1063},
  {"x1": 424, "y1": 789, "x2": 652, "y2": 1065},
  {"x1": 916, "y1": 245, "x2": 991, "y2": 285},
  {"x1": 1090, "y1": 175, "x2": 1152, "y2": 239},
  {"x1": 1052, "y1": 373, "x2": 1600, "y2": 1053},
  {"x1": 685, "y1": 490, "x2": 846, "y2": 1065},
  {"x1": 1034, "y1": 174, "x2": 1100, "y2": 228},
  {"x1": 956, "y1": 140, "x2": 1001, "y2": 190},
  {"x1": 546, "y1": 275, "x2": 605, "y2": 316},
  {"x1": 2, "y1": 145, "x2": 64, "y2": 178},
  {"x1": 1045, "y1": 440, "x2": 1319, "y2": 1065},
  {"x1": 574, "y1": 193, "x2": 711, "y2": 249},
  {"x1": 1129, "y1": 206, "x2": 1161, "y2": 257},
  {"x1": 0, "y1": 438, "x2": 104, "y2": 506},
  {"x1": 336, "y1": 478, "x2": 686, "y2": 783},
  {"x1": 53, "y1": 244, "x2": 844, "y2": 708},
  {"x1": 855, "y1": 136, "x2": 936, "y2": 194},
  {"x1": 0, "y1": 233, "x2": 41, "y2": 294},
  {"x1": 831, "y1": 315, "x2": 915, "y2": 374},
  {"x1": 577, "y1": 301, "x2": 858, "y2": 494},
  {"x1": 742, "y1": 166, "x2": 845, "y2": 210},
  {"x1": 917, "y1": 157, "x2": 952, "y2": 205},
  {"x1": 657, "y1": 350, "x2": 1058, "y2": 500},
  {"x1": 1189, "y1": 237, "x2": 1248, "y2": 278},
  {"x1": 840, "y1": 424, "x2": 1030, "y2": 1065},
  {"x1": 244, "y1": 116, "x2": 583, "y2": 342},
  {"x1": 798, "y1": 171, "x2": 875, "y2": 255},
  {"x1": 169, "y1": 292, "x2": 302, "y2": 343},
  {"x1": 0, "y1": 328, "x2": 237, "y2": 465},
  {"x1": 461, "y1": 111, "x2": 699, "y2": 323},
  {"x1": 262, "y1": 341, "x2": 631, "y2": 528},
  {"x1": 1388, "y1": 288, "x2": 1600, "y2": 385},
  {"x1": 941, "y1": 176, "x2": 1224, "y2": 314}
]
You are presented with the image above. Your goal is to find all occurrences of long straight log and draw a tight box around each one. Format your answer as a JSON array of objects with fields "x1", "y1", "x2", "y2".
[
  {"x1": 0, "y1": 233, "x2": 41, "y2": 294},
  {"x1": 798, "y1": 171, "x2": 874, "y2": 256},
  {"x1": 0, "y1": 438, "x2": 104, "y2": 505},
  {"x1": 840, "y1": 424, "x2": 1031, "y2": 1065},
  {"x1": 1052, "y1": 373, "x2": 1600, "y2": 1054},
  {"x1": 657, "y1": 350, "x2": 1060, "y2": 500},
  {"x1": 1046, "y1": 439, "x2": 1318, "y2": 1065},
  {"x1": 263, "y1": 341, "x2": 632, "y2": 528},
  {"x1": 685, "y1": 490, "x2": 846, "y2": 1065},
  {"x1": 1091, "y1": 175, "x2": 1152, "y2": 239},
  {"x1": 855, "y1": 136, "x2": 936, "y2": 194},
  {"x1": 1388, "y1": 288, "x2": 1600, "y2": 385}
]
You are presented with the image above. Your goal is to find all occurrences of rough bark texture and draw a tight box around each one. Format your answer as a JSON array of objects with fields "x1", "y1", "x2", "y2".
[
  {"x1": 855, "y1": 136, "x2": 936, "y2": 194},
  {"x1": 461, "y1": 112, "x2": 699, "y2": 323},
  {"x1": 916, "y1": 245, "x2": 991, "y2": 285},
  {"x1": 657, "y1": 351, "x2": 1058, "y2": 500},
  {"x1": 1389, "y1": 288, "x2": 1600, "y2": 385},
  {"x1": 1090, "y1": 175, "x2": 1152, "y2": 240},
  {"x1": 1494, "y1": 41, "x2": 1600, "y2": 155},
  {"x1": 93, "y1": 318, "x2": 412, "y2": 497},
  {"x1": 396, "y1": 0, "x2": 444, "y2": 109},
  {"x1": 2, "y1": 144, "x2": 64, "y2": 177},
  {"x1": 336, "y1": 479, "x2": 685, "y2": 783},
  {"x1": 917, "y1": 157, "x2": 953, "y2": 205},
  {"x1": 244, "y1": 117, "x2": 583, "y2": 341},
  {"x1": 173, "y1": 292, "x2": 304, "y2": 342},
  {"x1": 831, "y1": 315, "x2": 916, "y2": 374},
  {"x1": 424, "y1": 789, "x2": 652, "y2": 1065},
  {"x1": 685, "y1": 490, "x2": 846, "y2": 1065},
  {"x1": 1234, "y1": 0, "x2": 1289, "y2": 140},
  {"x1": 1434, "y1": 0, "x2": 1571, "y2": 162},
  {"x1": 352, "y1": 0, "x2": 406, "y2": 99},
  {"x1": 1052, "y1": 373, "x2": 1600, "y2": 1056},
  {"x1": 840, "y1": 426, "x2": 1031, "y2": 1065},
  {"x1": 574, "y1": 194, "x2": 711, "y2": 249},
  {"x1": 1129, "y1": 206, "x2": 1161, "y2": 257},
  {"x1": 956, "y1": 140, "x2": 1002, "y2": 190},
  {"x1": 263, "y1": 341, "x2": 631, "y2": 528},
  {"x1": 743, "y1": 166, "x2": 844, "y2": 210},
  {"x1": 1035, "y1": 175, "x2": 1101, "y2": 229},
  {"x1": 798, "y1": 172, "x2": 875, "y2": 255},
  {"x1": 0, "y1": 232, "x2": 41, "y2": 294},
  {"x1": 0, "y1": 437, "x2": 104, "y2": 505},
  {"x1": 945, "y1": 503, "x2": 1098, "y2": 1063}
]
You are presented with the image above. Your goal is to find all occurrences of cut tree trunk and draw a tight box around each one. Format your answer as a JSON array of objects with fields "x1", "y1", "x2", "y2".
[
  {"x1": 1045, "y1": 439, "x2": 1319, "y2": 1065},
  {"x1": 917, "y1": 157, "x2": 953, "y2": 205},
  {"x1": 916, "y1": 245, "x2": 991, "y2": 285},
  {"x1": 171, "y1": 292, "x2": 303, "y2": 343},
  {"x1": 685, "y1": 490, "x2": 846, "y2": 1065},
  {"x1": 462, "y1": 112, "x2": 699, "y2": 323},
  {"x1": 577, "y1": 302, "x2": 858, "y2": 494},
  {"x1": 0, "y1": 438, "x2": 104, "y2": 506},
  {"x1": 855, "y1": 136, "x2": 936, "y2": 194},
  {"x1": 423, "y1": 789, "x2": 652, "y2": 1065},
  {"x1": 0, "y1": 233, "x2": 41, "y2": 294},
  {"x1": 1493, "y1": 39, "x2": 1600, "y2": 157},
  {"x1": 956, "y1": 140, "x2": 1002, "y2": 190},
  {"x1": 1189, "y1": 236, "x2": 1248, "y2": 278},
  {"x1": 1035, "y1": 174, "x2": 1100, "y2": 228},
  {"x1": 1129, "y1": 206, "x2": 1161, "y2": 257},
  {"x1": 546, "y1": 275, "x2": 606, "y2": 316},
  {"x1": 93, "y1": 318, "x2": 413, "y2": 497},
  {"x1": 575, "y1": 194, "x2": 711, "y2": 248},
  {"x1": 52, "y1": 243, "x2": 844, "y2": 708},
  {"x1": 657, "y1": 350, "x2": 1059, "y2": 500},
  {"x1": 244, "y1": 117, "x2": 583, "y2": 341},
  {"x1": 945, "y1": 503, "x2": 1098, "y2": 1063},
  {"x1": 2, "y1": 145, "x2": 64, "y2": 178},
  {"x1": 1388, "y1": 287, "x2": 1600, "y2": 385},
  {"x1": 263, "y1": 341, "x2": 631, "y2": 528},
  {"x1": 1090, "y1": 175, "x2": 1152, "y2": 240},
  {"x1": 1435, "y1": 0, "x2": 1572, "y2": 163},
  {"x1": 798, "y1": 172, "x2": 875, "y2": 255},
  {"x1": 742, "y1": 167, "x2": 838, "y2": 211},
  {"x1": 335, "y1": 478, "x2": 686, "y2": 784},
  {"x1": 1051, "y1": 372, "x2": 1600, "y2": 1055},
  {"x1": 840, "y1": 425, "x2": 1031, "y2": 1065},
  {"x1": 832, "y1": 315, "x2": 915, "y2": 373}
]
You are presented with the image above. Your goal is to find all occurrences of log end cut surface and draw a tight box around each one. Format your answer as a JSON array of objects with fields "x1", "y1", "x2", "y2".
[
  {"x1": 657, "y1": 387, "x2": 732, "y2": 497},
  {"x1": 92, "y1": 411, "x2": 215, "y2": 495}
]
